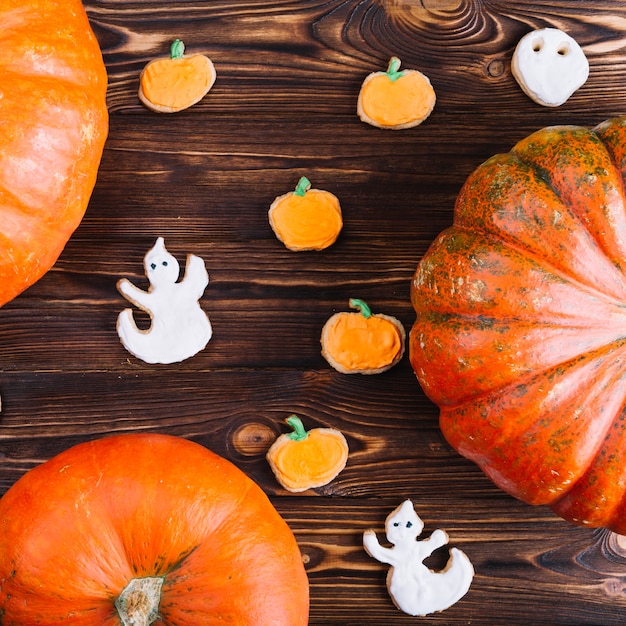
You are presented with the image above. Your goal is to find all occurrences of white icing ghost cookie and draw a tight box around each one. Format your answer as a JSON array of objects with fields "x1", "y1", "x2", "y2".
[
  {"x1": 363, "y1": 500, "x2": 474, "y2": 617},
  {"x1": 117, "y1": 237, "x2": 212, "y2": 364},
  {"x1": 512, "y1": 28, "x2": 589, "y2": 107}
]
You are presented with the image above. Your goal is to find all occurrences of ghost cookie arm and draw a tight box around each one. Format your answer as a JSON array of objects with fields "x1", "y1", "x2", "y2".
[
  {"x1": 183, "y1": 254, "x2": 209, "y2": 297},
  {"x1": 117, "y1": 278, "x2": 152, "y2": 311},
  {"x1": 363, "y1": 530, "x2": 397, "y2": 565},
  {"x1": 427, "y1": 528, "x2": 449, "y2": 551}
]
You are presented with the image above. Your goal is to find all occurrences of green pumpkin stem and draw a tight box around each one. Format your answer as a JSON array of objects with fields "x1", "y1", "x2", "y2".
[
  {"x1": 170, "y1": 39, "x2": 185, "y2": 59},
  {"x1": 349, "y1": 298, "x2": 372, "y2": 319},
  {"x1": 386, "y1": 57, "x2": 405, "y2": 82},
  {"x1": 294, "y1": 176, "x2": 311, "y2": 197},
  {"x1": 286, "y1": 415, "x2": 309, "y2": 441}
]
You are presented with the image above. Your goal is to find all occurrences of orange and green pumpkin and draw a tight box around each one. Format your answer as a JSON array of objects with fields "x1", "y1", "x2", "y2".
[{"x1": 410, "y1": 117, "x2": 626, "y2": 534}]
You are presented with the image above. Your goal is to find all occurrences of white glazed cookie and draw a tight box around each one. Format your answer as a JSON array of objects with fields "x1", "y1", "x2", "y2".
[
  {"x1": 363, "y1": 500, "x2": 474, "y2": 616},
  {"x1": 512, "y1": 28, "x2": 589, "y2": 107},
  {"x1": 116, "y1": 237, "x2": 212, "y2": 364}
]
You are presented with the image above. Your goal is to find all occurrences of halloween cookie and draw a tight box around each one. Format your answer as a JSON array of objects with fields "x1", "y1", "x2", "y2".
[
  {"x1": 512, "y1": 28, "x2": 589, "y2": 107},
  {"x1": 321, "y1": 299, "x2": 405, "y2": 374},
  {"x1": 139, "y1": 39, "x2": 216, "y2": 112},
  {"x1": 357, "y1": 57, "x2": 436, "y2": 129},
  {"x1": 363, "y1": 500, "x2": 474, "y2": 616},
  {"x1": 268, "y1": 176, "x2": 343, "y2": 251},
  {"x1": 266, "y1": 415, "x2": 349, "y2": 492},
  {"x1": 117, "y1": 237, "x2": 212, "y2": 364}
]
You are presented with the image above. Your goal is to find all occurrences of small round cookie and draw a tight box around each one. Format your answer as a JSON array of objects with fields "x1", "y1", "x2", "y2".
[
  {"x1": 266, "y1": 415, "x2": 349, "y2": 492},
  {"x1": 512, "y1": 28, "x2": 589, "y2": 107},
  {"x1": 139, "y1": 39, "x2": 216, "y2": 113},
  {"x1": 269, "y1": 176, "x2": 343, "y2": 251},
  {"x1": 321, "y1": 299, "x2": 406, "y2": 374},
  {"x1": 357, "y1": 57, "x2": 436, "y2": 129}
]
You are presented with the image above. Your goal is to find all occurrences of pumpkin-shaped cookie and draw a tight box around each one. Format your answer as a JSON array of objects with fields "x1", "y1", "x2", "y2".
[
  {"x1": 357, "y1": 57, "x2": 436, "y2": 130},
  {"x1": 321, "y1": 299, "x2": 406, "y2": 374},
  {"x1": 267, "y1": 415, "x2": 349, "y2": 492},
  {"x1": 410, "y1": 117, "x2": 626, "y2": 534},
  {"x1": 268, "y1": 176, "x2": 343, "y2": 251},
  {"x1": 139, "y1": 39, "x2": 216, "y2": 113}
]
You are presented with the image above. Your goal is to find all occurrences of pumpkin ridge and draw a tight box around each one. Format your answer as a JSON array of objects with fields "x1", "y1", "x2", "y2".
[
  {"x1": 441, "y1": 340, "x2": 626, "y2": 506},
  {"x1": 413, "y1": 228, "x2": 626, "y2": 326},
  {"x1": 455, "y1": 225, "x2": 626, "y2": 307},
  {"x1": 454, "y1": 151, "x2": 626, "y2": 301},
  {"x1": 511, "y1": 126, "x2": 626, "y2": 273}
]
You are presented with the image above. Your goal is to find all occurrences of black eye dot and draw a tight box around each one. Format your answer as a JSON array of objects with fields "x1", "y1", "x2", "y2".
[
  {"x1": 393, "y1": 522, "x2": 400, "y2": 527},
  {"x1": 406, "y1": 521, "x2": 413, "y2": 528},
  {"x1": 162, "y1": 261, "x2": 168, "y2": 266},
  {"x1": 150, "y1": 263, "x2": 156, "y2": 270}
]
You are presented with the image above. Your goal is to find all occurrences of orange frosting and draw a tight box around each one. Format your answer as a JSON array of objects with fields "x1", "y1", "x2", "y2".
[
  {"x1": 139, "y1": 41, "x2": 216, "y2": 112},
  {"x1": 359, "y1": 58, "x2": 435, "y2": 128},
  {"x1": 325, "y1": 313, "x2": 403, "y2": 371},
  {"x1": 267, "y1": 416, "x2": 349, "y2": 492},
  {"x1": 269, "y1": 178, "x2": 342, "y2": 251}
]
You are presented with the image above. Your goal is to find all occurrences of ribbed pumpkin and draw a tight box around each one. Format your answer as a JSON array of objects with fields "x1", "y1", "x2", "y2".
[
  {"x1": 1, "y1": 0, "x2": 109, "y2": 306},
  {"x1": 410, "y1": 117, "x2": 626, "y2": 534},
  {"x1": 0, "y1": 433, "x2": 309, "y2": 624}
]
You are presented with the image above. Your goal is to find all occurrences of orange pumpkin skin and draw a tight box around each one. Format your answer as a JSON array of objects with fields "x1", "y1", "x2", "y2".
[
  {"x1": 0, "y1": 0, "x2": 109, "y2": 307},
  {"x1": 0, "y1": 433, "x2": 309, "y2": 624},
  {"x1": 410, "y1": 117, "x2": 626, "y2": 534}
]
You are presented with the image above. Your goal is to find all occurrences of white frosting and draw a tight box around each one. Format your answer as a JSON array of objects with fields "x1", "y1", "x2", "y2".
[
  {"x1": 116, "y1": 237, "x2": 212, "y2": 364},
  {"x1": 363, "y1": 500, "x2": 474, "y2": 616},
  {"x1": 512, "y1": 28, "x2": 589, "y2": 107}
]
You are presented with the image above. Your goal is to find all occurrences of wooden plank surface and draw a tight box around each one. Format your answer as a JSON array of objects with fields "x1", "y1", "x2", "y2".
[{"x1": 3, "y1": 0, "x2": 626, "y2": 623}]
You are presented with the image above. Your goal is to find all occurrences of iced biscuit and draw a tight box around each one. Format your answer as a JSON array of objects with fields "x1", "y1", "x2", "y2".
[
  {"x1": 363, "y1": 500, "x2": 474, "y2": 616},
  {"x1": 139, "y1": 39, "x2": 216, "y2": 113},
  {"x1": 357, "y1": 57, "x2": 436, "y2": 129},
  {"x1": 269, "y1": 177, "x2": 343, "y2": 251},
  {"x1": 512, "y1": 28, "x2": 589, "y2": 107},
  {"x1": 321, "y1": 299, "x2": 405, "y2": 374},
  {"x1": 266, "y1": 415, "x2": 349, "y2": 492},
  {"x1": 116, "y1": 237, "x2": 212, "y2": 364}
]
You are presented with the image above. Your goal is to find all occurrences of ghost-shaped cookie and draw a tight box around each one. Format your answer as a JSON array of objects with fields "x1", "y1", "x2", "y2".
[
  {"x1": 363, "y1": 500, "x2": 474, "y2": 616},
  {"x1": 116, "y1": 237, "x2": 212, "y2": 364},
  {"x1": 511, "y1": 28, "x2": 589, "y2": 107},
  {"x1": 512, "y1": 28, "x2": 589, "y2": 107}
]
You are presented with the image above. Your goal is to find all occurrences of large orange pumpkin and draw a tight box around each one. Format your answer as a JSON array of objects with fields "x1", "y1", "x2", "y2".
[
  {"x1": 410, "y1": 117, "x2": 626, "y2": 535},
  {"x1": 0, "y1": 433, "x2": 309, "y2": 624},
  {"x1": 0, "y1": 0, "x2": 109, "y2": 306}
]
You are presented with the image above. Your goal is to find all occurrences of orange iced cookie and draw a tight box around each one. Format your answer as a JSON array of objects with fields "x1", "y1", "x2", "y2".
[
  {"x1": 266, "y1": 415, "x2": 349, "y2": 492},
  {"x1": 139, "y1": 39, "x2": 216, "y2": 113},
  {"x1": 321, "y1": 299, "x2": 406, "y2": 374},
  {"x1": 269, "y1": 177, "x2": 343, "y2": 251},
  {"x1": 357, "y1": 57, "x2": 436, "y2": 129}
]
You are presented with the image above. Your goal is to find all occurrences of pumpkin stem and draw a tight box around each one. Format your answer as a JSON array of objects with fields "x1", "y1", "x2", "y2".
[
  {"x1": 115, "y1": 577, "x2": 164, "y2": 626},
  {"x1": 349, "y1": 298, "x2": 372, "y2": 319},
  {"x1": 170, "y1": 39, "x2": 185, "y2": 59},
  {"x1": 294, "y1": 176, "x2": 311, "y2": 197},
  {"x1": 286, "y1": 415, "x2": 309, "y2": 441},
  {"x1": 386, "y1": 57, "x2": 405, "y2": 82}
]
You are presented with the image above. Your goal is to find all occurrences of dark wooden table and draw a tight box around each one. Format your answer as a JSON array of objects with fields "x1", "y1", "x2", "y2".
[{"x1": 3, "y1": 1, "x2": 626, "y2": 623}]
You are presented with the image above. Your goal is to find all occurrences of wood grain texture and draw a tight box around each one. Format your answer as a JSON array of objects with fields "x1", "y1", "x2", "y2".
[{"x1": 3, "y1": 0, "x2": 626, "y2": 623}]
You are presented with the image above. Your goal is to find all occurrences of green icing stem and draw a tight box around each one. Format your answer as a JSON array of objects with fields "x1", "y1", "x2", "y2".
[
  {"x1": 286, "y1": 415, "x2": 309, "y2": 441},
  {"x1": 294, "y1": 176, "x2": 311, "y2": 197},
  {"x1": 170, "y1": 39, "x2": 185, "y2": 59},
  {"x1": 386, "y1": 56, "x2": 406, "y2": 82},
  {"x1": 349, "y1": 298, "x2": 372, "y2": 319}
]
